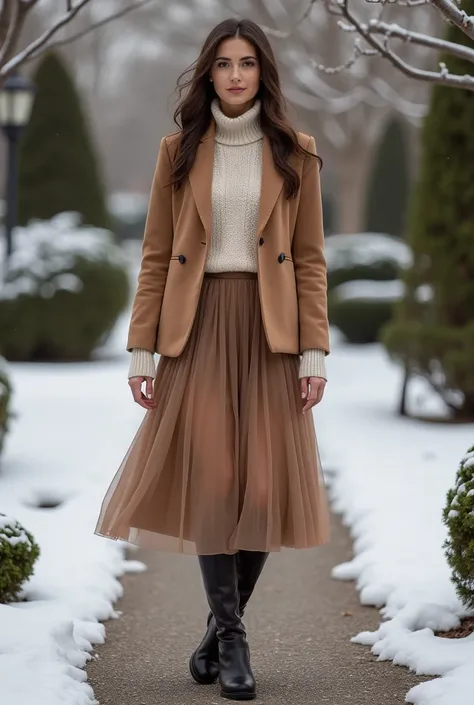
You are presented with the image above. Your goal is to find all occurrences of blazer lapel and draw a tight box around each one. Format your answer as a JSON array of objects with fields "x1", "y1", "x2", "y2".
[
  {"x1": 256, "y1": 135, "x2": 284, "y2": 237},
  {"x1": 189, "y1": 121, "x2": 215, "y2": 239}
]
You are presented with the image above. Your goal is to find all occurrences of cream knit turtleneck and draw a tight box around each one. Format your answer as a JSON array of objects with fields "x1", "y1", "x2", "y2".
[
  {"x1": 128, "y1": 98, "x2": 327, "y2": 382},
  {"x1": 205, "y1": 98, "x2": 263, "y2": 274}
]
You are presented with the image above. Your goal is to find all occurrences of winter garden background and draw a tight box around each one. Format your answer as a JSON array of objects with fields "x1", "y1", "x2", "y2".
[{"x1": 0, "y1": 1, "x2": 473, "y2": 704}]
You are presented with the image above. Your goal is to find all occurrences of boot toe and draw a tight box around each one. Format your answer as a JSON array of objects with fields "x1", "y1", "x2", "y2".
[
  {"x1": 220, "y1": 684, "x2": 256, "y2": 700},
  {"x1": 189, "y1": 653, "x2": 219, "y2": 684}
]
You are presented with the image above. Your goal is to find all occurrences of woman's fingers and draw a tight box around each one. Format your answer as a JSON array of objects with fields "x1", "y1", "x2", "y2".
[
  {"x1": 300, "y1": 376, "x2": 326, "y2": 413},
  {"x1": 145, "y1": 376, "x2": 154, "y2": 399},
  {"x1": 128, "y1": 376, "x2": 156, "y2": 409}
]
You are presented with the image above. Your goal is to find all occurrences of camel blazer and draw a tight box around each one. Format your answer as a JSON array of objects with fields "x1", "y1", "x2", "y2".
[{"x1": 126, "y1": 121, "x2": 330, "y2": 358}]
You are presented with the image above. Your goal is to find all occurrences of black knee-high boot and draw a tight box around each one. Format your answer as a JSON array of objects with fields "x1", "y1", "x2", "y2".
[
  {"x1": 195, "y1": 553, "x2": 256, "y2": 700},
  {"x1": 189, "y1": 552, "x2": 269, "y2": 688}
]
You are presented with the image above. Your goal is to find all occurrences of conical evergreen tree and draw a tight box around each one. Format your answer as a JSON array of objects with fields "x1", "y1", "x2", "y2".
[
  {"x1": 18, "y1": 51, "x2": 109, "y2": 228},
  {"x1": 382, "y1": 0, "x2": 474, "y2": 418},
  {"x1": 364, "y1": 116, "x2": 409, "y2": 237}
]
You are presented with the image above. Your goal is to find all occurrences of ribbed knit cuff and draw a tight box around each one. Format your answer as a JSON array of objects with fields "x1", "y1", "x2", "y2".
[
  {"x1": 298, "y1": 349, "x2": 327, "y2": 380},
  {"x1": 128, "y1": 348, "x2": 156, "y2": 379}
]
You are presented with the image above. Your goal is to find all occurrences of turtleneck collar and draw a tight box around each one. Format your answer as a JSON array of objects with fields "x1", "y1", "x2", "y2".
[{"x1": 211, "y1": 98, "x2": 263, "y2": 146}]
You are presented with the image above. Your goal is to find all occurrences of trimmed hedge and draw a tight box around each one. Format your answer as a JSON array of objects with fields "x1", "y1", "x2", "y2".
[
  {"x1": 329, "y1": 280, "x2": 403, "y2": 344},
  {"x1": 324, "y1": 232, "x2": 412, "y2": 292},
  {"x1": 0, "y1": 514, "x2": 40, "y2": 603},
  {"x1": 0, "y1": 213, "x2": 130, "y2": 362},
  {"x1": 364, "y1": 116, "x2": 410, "y2": 238},
  {"x1": 19, "y1": 51, "x2": 110, "y2": 229},
  {"x1": 443, "y1": 446, "x2": 474, "y2": 609}
]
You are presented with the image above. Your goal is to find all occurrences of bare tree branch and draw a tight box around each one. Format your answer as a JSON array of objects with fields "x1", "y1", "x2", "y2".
[
  {"x1": 354, "y1": 19, "x2": 474, "y2": 64},
  {"x1": 0, "y1": 0, "x2": 20, "y2": 68},
  {"x1": 28, "y1": 0, "x2": 158, "y2": 60},
  {"x1": 429, "y1": 0, "x2": 474, "y2": 41},
  {"x1": 363, "y1": 0, "x2": 474, "y2": 46},
  {"x1": 324, "y1": 0, "x2": 474, "y2": 92},
  {"x1": 0, "y1": 0, "x2": 39, "y2": 70},
  {"x1": 0, "y1": 0, "x2": 92, "y2": 77}
]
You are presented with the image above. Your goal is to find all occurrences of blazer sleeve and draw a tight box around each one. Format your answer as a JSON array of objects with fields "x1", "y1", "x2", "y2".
[
  {"x1": 291, "y1": 135, "x2": 330, "y2": 356},
  {"x1": 126, "y1": 137, "x2": 173, "y2": 353}
]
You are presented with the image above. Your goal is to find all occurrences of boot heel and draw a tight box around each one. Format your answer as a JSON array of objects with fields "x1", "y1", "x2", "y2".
[{"x1": 219, "y1": 639, "x2": 256, "y2": 701}]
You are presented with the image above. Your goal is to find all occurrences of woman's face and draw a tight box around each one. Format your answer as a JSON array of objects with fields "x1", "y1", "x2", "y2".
[{"x1": 210, "y1": 37, "x2": 261, "y2": 115}]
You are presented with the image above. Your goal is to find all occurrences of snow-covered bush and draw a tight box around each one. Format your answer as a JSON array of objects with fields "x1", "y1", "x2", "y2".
[
  {"x1": 0, "y1": 212, "x2": 130, "y2": 361},
  {"x1": 443, "y1": 446, "x2": 474, "y2": 610},
  {"x1": 325, "y1": 232, "x2": 412, "y2": 291},
  {"x1": 329, "y1": 279, "x2": 404, "y2": 344},
  {"x1": 0, "y1": 357, "x2": 13, "y2": 457},
  {"x1": 0, "y1": 514, "x2": 40, "y2": 603},
  {"x1": 108, "y1": 191, "x2": 148, "y2": 241}
]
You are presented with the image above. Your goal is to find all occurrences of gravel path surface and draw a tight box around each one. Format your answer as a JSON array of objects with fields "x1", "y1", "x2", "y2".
[{"x1": 87, "y1": 512, "x2": 428, "y2": 704}]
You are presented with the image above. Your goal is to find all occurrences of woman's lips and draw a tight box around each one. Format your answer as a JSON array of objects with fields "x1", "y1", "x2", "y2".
[{"x1": 228, "y1": 87, "x2": 245, "y2": 93}]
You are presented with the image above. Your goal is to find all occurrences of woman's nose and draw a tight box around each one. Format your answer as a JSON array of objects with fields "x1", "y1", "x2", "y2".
[{"x1": 230, "y1": 67, "x2": 241, "y2": 82}]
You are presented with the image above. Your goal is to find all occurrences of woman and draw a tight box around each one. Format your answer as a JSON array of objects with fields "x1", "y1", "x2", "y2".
[{"x1": 95, "y1": 17, "x2": 330, "y2": 702}]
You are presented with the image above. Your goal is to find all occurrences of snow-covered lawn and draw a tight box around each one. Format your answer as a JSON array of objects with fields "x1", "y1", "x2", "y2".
[
  {"x1": 1, "y1": 241, "x2": 472, "y2": 704},
  {"x1": 0, "y1": 305, "x2": 147, "y2": 705},
  {"x1": 318, "y1": 331, "x2": 474, "y2": 705}
]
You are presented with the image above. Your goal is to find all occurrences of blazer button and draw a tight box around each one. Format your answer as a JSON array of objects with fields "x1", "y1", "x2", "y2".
[
  {"x1": 178, "y1": 254, "x2": 186, "y2": 264},
  {"x1": 278, "y1": 252, "x2": 286, "y2": 263},
  {"x1": 259, "y1": 237, "x2": 264, "y2": 246}
]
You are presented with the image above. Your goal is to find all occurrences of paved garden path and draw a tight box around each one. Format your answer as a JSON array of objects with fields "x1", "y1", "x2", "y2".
[{"x1": 87, "y1": 511, "x2": 428, "y2": 704}]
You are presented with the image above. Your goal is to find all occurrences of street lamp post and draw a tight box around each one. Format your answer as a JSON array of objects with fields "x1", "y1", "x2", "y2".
[{"x1": 0, "y1": 73, "x2": 35, "y2": 264}]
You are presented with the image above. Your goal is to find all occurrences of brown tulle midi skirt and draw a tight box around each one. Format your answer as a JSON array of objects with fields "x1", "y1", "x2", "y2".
[{"x1": 94, "y1": 271, "x2": 330, "y2": 555}]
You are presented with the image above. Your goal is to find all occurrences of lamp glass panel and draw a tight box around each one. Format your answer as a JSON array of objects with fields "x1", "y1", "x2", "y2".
[{"x1": 12, "y1": 91, "x2": 34, "y2": 126}]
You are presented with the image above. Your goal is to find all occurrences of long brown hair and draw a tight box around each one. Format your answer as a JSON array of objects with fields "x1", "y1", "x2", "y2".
[{"x1": 170, "y1": 18, "x2": 322, "y2": 199}]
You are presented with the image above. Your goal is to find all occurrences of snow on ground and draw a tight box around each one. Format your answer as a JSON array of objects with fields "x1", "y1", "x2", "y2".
[
  {"x1": 317, "y1": 330, "x2": 474, "y2": 705},
  {"x1": 0, "y1": 299, "x2": 148, "y2": 705}
]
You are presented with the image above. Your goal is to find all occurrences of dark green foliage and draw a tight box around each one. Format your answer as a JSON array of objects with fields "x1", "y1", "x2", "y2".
[
  {"x1": 18, "y1": 51, "x2": 110, "y2": 229},
  {"x1": 0, "y1": 256, "x2": 130, "y2": 361},
  {"x1": 364, "y1": 116, "x2": 410, "y2": 238},
  {"x1": 325, "y1": 232, "x2": 412, "y2": 291},
  {"x1": 0, "y1": 514, "x2": 40, "y2": 603},
  {"x1": 382, "y1": 320, "x2": 474, "y2": 400},
  {"x1": 328, "y1": 260, "x2": 401, "y2": 292},
  {"x1": 443, "y1": 446, "x2": 474, "y2": 609},
  {"x1": 329, "y1": 292, "x2": 396, "y2": 344},
  {"x1": 383, "y1": 1, "x2": 474, "y2": 418},
  {"x1": 0, "y1": 359, "x2": 12, "y2": 456},
  {"x1": 0, "y1": 217, "x2": 130, "y2": 362}
]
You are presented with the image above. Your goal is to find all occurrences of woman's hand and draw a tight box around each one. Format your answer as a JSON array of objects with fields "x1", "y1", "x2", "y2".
[
  {"x1": 300, "y1": 376, "x2": 326, "y2": 413},
  {"x1": 128, "y1": 376, "x2": 157, "y2": 410}
]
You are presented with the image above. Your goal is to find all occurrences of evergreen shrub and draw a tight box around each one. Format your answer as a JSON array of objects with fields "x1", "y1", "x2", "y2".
[
  {"x1": 443, "y1": 446, "x2": 474, "y2": 609},
  {"x1": 329, "y1": 280, "x2": 403, "y2": 344},
  {"x1": 364, "y1": 116, "x2": 410, "y2": 238},
  {"x1": 325, "y1": 232, "x2": 412, "y2": 291},
  {"x1": 0, "y1": 213, "x2": 130, "y2": 362},
  {"x1": 0, "y1": 514, "x2": 40, "y2": 603},
  {"x1": 19, "y1": 51, "x2": 110, "y2": 229}
]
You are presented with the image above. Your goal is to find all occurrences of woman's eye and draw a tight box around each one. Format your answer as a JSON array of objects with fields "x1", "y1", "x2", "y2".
[{"x1": 216, "y1": 61, "x2": 256, "y2": 68}]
